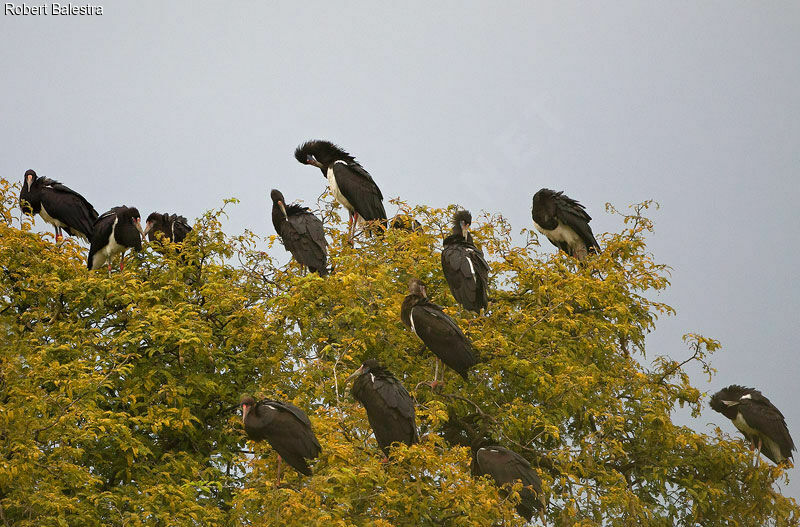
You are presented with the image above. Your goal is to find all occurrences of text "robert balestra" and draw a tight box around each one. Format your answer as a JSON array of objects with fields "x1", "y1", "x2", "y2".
[{"x1": 5, "y1": 3, "x2": 103, "y2": 15}]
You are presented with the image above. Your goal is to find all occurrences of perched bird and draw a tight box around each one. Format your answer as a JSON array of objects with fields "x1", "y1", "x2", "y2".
[
  {"x1": 389, "y1": 214, "x2": 422, "y2": 232},
  {"x1": 240, "y1": 396, "x2": 322, "y2": 479},
  {"x1": 400, "y1": 278, "x2": 476, "y2": 386},
  {"x1": 471, "y1": 439, "x2": 545, "y2": 523},
  {"x1": 531, "y1": 189, "x2": 600, "y2": 260},
  {"x1": 87, "y1": 206, "x2": 144, "y2": 272},
  {"x1": 142, "y1": 212, "x2": 192, "y2": 244},
  {"x1": 347, "y1": 359, "x2": 418, "y2": 457},
  {"x1": 269, "y1": 189, "x2": 328, "y2": 275},
  {"x1": 710, "y1": 385, "x2": 795, "y2": 465},
  {"x1": 294, "y1": 140, "x2": 386, "y2": 240},
  {"x1": 441, "y1": 210, "x2": 490, "y2": 313},
  {"x1": 18, "y1": 169, "x2": 98, "y2": 242}
]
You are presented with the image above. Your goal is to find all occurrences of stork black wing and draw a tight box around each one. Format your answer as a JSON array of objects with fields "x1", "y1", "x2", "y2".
[
  {"x1": 373, "y1": 375, "x2": 416, "y2": 420},
  {"x1": 441, "y1": 239, "x2": 490, "y2": 312},
  {"x1": 281, "y1": 208, "x2": 327, "y2": 275},
  {"x1": 476, "y1": 446, "x2": 543, "y2": 520},
  {"x1": 170, "y1": 215, "x2": 192, "y2": 243},
  {"x1": 410, "y1": 303, "x2": 476, "y2": 379},
  {"x1": 553, "y1": 193, "x2": 600, "y2": 254},
  {"x1": 87, "y1": 210, "x2": 118, "y2": 270},
  {"x1": 39, "y1": 181, "x2": 99, "y2": 239},
  {"x1": 739, "y1": 400, "x2": 795, "y2": 463},
  {"x1": 331, "y1": 162, "x2": 387, "y2": 221},
  {"x1": 257, "y1": 399, "x2": 315, "y2": 429}
]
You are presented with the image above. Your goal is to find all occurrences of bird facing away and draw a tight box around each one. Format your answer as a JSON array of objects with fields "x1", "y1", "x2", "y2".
[
  {"x1": 710, "y1": 385, "x2": 795, "y2": 464},
  {"x1": 87, "y1": 206, "x2": 144, "y2": 272},
  {"x1": 347, "y1": 359, "x2": 418, "y2": 456},
  {"x1": 270, "y1": 189, "x2": 328, "y2": 276},
  {"x1": 531, "y1": 188, "x2": 600, "y2": 260},
  {"x1": 441, "y1": 210, "x2": 490, "y2": 313},
  {"x1": 142, "y1": 212, "x2": 192, "y2": 244},
  {"x1": 241, "y1": 396, "x2": 322, "y2": 477},
  {"x1": 19, "y1": 169, "x2": 99, "y2": 242},
  {"x1": 294, "y1": 140, "x2": 387, "y2": 240},
  {"x1": 400, "y1": 278, "x2": 476, "y2": 385},
  {"x1": 470, "y1": 439, "x2": 545, "y2": 523}
]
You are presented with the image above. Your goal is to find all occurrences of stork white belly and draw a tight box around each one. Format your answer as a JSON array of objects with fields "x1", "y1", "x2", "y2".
[
  {"x1": 733, "y1": 412, "x2": 785, "y2": 461},
  {"x1": 39, "y1": 204, "x2": 68, "y2": 230},
  {"x1": 91, "y1": 218, "x2": 124, "y2": 269},
  {"x1": 534, "y1": 220, "x2": 582, "y2": 247},
  {"x1": 328, "y1": 162, "x2": 355, "y2": 213}
]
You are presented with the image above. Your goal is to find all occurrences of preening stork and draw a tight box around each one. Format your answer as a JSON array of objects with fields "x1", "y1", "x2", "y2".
[
  {"x1": 270, "y1": 189, "x2": 328, "y2": 276},
  {"x1": 710, "y1": 385, "x2": 795, "y2": 465},
  {"x1": 18, "y1": 169, "x2": 98, "y2": 242},
  {"x1": 241, "y1": 396, "x2": 322, "y2": 480},
  {"x1": 470, "y1": 439, "x2": 545, "y2": 523},
  {"x1": 142, "y1": 212, "x2": 192, "y2": 244},
  {"x1": 347, "y1": 359, "x2": 418, "y2": 457},
  {"x1": 87, "y1": 206, "x2": 144, "y2": 272},
  {"x1": 294, "y1": 140, "x2": 386, "y2": 240},
  {"x1": 441, "y1": 210, "x2": 490, "y2": 313},
  {"x1": 531, "y1": 188, "x2": 600, "y2": 260},
  {"x1": 400, "y1": 278, "x2": 476, "y2": 386}
]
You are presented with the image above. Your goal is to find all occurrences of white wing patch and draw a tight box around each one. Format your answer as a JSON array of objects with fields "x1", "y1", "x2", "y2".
[
  {"x1": 328, "y1": 162, "x2": 355, "y2": 212},
  {"x1": 740, "y1": 394, "x2": 752, "y2": 400},
  {"x1": 369, "y1": 373, "x2": 375, "y2": 384},
  {"x1": 466, "y1": 255, "x2": 476, "y2": 282},
  {"x1": 409, "y1": 309, "x2": 419, "y2": 337}
]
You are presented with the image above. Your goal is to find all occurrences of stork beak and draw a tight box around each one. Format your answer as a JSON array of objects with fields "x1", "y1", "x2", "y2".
[
  {"x1": 722, "y1": 400, "x2": 739, "y2": 407},
  {"x1": 142, "y1": 221, "x2": 153, "y2": 238},
  {"x1": 346, "y1": 365, "x2": 366, "y2": 383},
  {"x1": 460, "y1": 221, "x2": 469, "y2": 240},
  {"x1": 134, "y1": 218, "x2": 145, "y2": 239},
  {"x1": 26, "y1": 174, "x2": 32, "y2": 192},
  {"x1": 278, "y1": 201, "x2": 288, "y2": 221},
  {"x1": 242, "y1": 404, "x2": 250, "y2": 423},
  {"x1": 306, "y1": 155, "x2": 323, "y2": 169}
]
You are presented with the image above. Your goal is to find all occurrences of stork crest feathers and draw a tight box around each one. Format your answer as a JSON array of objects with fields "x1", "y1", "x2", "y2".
[{"x1": 295, "y1": 140, "x2": 360, "y2": 166}]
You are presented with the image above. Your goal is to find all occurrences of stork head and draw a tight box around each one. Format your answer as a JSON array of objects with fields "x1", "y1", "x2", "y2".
[
  {"x1": 346, "y1": 359, "x2": 381, "y2": 382},
  {"x1": 142, "y1": 212, "x2": 163, "y2": 239},
  {"x1": 295, "y1": 140, "x2": 357, "y2": 172},
  {"x1": 23, "y1": 169, "x2": 37, "y2": 192},
  {"x1": 270, "y1": 189, "x2": 288, "y2": 220},
  {"x1": 240, "y1": 395, "x2": 256, "y2": 424},
  {"x1": 710, "y1": 385, "x2": 755, "y2": 419},
  {"x1": 408, "y1": 278, "x2": 427, "y2": 298},
  {"x1": 452, "y1": 210, "x2": 472, "y2": 240}
]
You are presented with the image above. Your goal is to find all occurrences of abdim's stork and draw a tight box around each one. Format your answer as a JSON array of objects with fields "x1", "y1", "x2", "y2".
[
  {"x1": 270, "y1": 189, "x2": 328, "y2": 276},
  {"x1": 400, "y1": 278, "x2": 476, "y2": 386},
  {"x1": 294, "y1": 140, "x2": 386, "y2": 240},
  {"x1": 241, "y1": 396, "x2": 322, "y2": 479},
  {"x1": 441, "y1": 210, "x2": 490, "y2": 313},
  {"x1": 710, "y1": 385, "x2": 795, "y2": 465},
  {"x1": 347, "y1": 359, "x2": 418, "y2": 457},
  {"x1": 471, "y1": 439, "x2": 545, "y2": 522},
  {"x1": 142, "y1": 212, "x2": 192, "y2": 244},
  {"x1": 87, "y1": 206, "x2": 144, "y2": 272},
  {"x1": 19, "y1": 169, "x2": 98, "y2": 242},
  {"x1": 531, "y1": 189, "x2": 600, "y2": 260}
]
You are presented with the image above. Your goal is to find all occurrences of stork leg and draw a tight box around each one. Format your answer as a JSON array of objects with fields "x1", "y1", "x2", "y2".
[
  {"x1": 755, "y1": 437, "x2": 763, "y2": 467},
  {"x1": 107, "y1": 261, "x2": 112, "y2": 277},
  {"x1": 55, "y1": 226, "x2": 63, "y2": 243},
  {"x1": 275, "y1": 455, "x2": 283, "y2": 486},
  {"x1": 120, "y1": 251, "x2": 126, "y2": 271},
  {"x1": 429, "y1": 359, "x2": 444, "y2": 389}
]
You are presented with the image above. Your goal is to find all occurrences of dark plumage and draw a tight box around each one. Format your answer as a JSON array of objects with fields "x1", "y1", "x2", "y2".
[
  {"x1": 87, "y1": 206, "x2": 144, "y2": 271},
  {"x1": 441, "y1": 210, "x2": 490, "y2": 313},
  {"x1": 347, "y1": 359, "x2": 418, "y2": 456},
  {"x1": 143, "y1": 212, "x2": 192, "y2": 244},
  {"x1": 241, "y1": 395, "x2": 322, "y2": 476},
  {"x1": 400, "y1": 278, "x2": 476, "y2": 382},
  {"x1": 18, "y1": 169, "x2": 98, "y2": 242},
  {"x1": 270, "y1": 189, "x2": 327, "y2": 275},
  {"x1": 294, "y1": 140, "x2": 387, "y2": 238},
  {"x1": 471, "y1": 439, "x2": 544, "y2": 522},
  {"x1": 389, "y1": 214, "x2": 422, "y2": 232},
  {"x1": 710, "y1": 385, "x2": 795, "y2": 464},
  {"x1": 531, "y1": 188, "x2": 600, "y2": 260}
]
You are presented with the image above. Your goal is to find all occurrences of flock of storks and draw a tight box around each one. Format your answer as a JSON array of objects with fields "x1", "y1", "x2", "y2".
[{"x1": 16, "y1": 139, "x2": 795, "y2": 522}]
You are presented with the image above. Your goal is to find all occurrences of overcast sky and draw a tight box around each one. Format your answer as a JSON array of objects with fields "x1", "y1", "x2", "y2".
[{"x1": 2, "y1": 1, "x2": 798, "y2": 501}]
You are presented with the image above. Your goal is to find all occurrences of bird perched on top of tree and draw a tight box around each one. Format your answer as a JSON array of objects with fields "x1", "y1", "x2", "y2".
[
  {"x1": 18, "y1": 169, "x2": 98, "y2": 243},
  {"x1": 441, "y1": 210, "x2": 490, "y2": 313},
  {"x1": 294, "y1": 140, "x2": 386, "y2": 240},
  {"x1": 531, "y1": 188, "x2": 600, "y2": 260},
  {"x1": 269, "y1": 189, "x2": 327, "y2": 276}
]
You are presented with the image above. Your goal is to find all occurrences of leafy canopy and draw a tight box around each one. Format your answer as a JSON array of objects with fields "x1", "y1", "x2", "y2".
[{"x1": 0, "y1": 177, "x2": 796, "y2": 526}]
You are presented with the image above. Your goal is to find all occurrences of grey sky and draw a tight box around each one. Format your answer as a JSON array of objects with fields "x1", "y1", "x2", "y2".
[{"x1": 2, "y1": 1, "x2": 798, "y2": 500}]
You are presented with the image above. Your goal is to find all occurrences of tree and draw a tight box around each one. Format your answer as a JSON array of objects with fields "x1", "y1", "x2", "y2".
[{"x1": 0, "y1": 177, "x2": 796, "y2": 526}]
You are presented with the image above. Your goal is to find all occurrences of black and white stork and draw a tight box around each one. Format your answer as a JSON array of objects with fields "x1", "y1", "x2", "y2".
[
  {"x1": 710, "y1": 385, "x2": 795, "y2": 465},
  {"x1": 270, "y1": 189, "x2": 328, "y2": 276},
  {"x1": 18, "y1": 169, "x2": 98, "y2": 242},
  {"x1": 441, "y1": 210, "x2": 490, "y2": 313},
  {"x1": 347, "y1": 359, "x2": 418, "y2": 457},
  {"x1": 471, "y1": 438, "x2": 545, "y2": 523},
  {"x1": 142, "y1": 212, "x2": 192, "y2": 244},
  {"x1": 87, "y1": 206, "x2": 144, "y2": 272},
  {"x1": 294, "y1": 140, "x2": 387, "y2": 240},
  {"x1": 400, "y1": 278, "x2": 476, "y2": 386},
  {"x1": 241, "y1": 395, "x2": 322, "y2": 480},
  {"x1": 531, "y1": 188, "x2": 600, "y2": 260}
]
